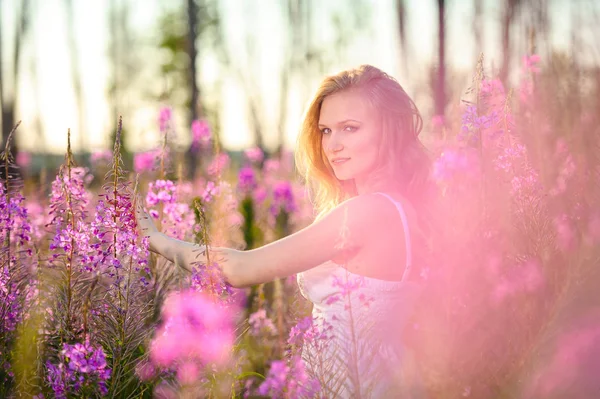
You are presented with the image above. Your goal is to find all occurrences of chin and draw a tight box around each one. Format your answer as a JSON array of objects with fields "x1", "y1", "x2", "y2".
[{"x1": 333, "y1": 171, "x2": 353, "y2": 181}]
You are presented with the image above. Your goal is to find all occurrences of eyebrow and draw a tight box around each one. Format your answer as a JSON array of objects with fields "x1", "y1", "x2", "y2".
[{"x1": 317, "y1": 119, "x2": 361, "y2": 128}]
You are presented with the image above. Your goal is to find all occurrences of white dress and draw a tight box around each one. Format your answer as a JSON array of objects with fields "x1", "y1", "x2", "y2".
[{"x1": 297, "y1": 192, "x2": 425, "y2": 398}]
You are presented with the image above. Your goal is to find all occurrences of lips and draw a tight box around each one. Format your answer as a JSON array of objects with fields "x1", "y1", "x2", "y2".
[{"x1": 331, "y1": 158, "x2": 350, "y2": 165}]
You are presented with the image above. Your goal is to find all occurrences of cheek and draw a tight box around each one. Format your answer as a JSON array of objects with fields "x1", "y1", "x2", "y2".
[
  {"x1": 354, "y1": 131, "x2": 379, "y2": 158},
  {"x1": 355, "y1": 131, "x2": 381, "y2": 171}
]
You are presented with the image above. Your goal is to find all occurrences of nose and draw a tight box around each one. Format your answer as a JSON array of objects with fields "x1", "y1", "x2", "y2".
[{"x1": 326, "y1": 133, "x2": 344, "y2": 154}]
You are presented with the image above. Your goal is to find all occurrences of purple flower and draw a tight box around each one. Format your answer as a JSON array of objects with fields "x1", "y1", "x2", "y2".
[
  {"x1": 459, "y1": 105, "x2": 500, "y2": 145},
  {"x1": 145, "y1": 180, "x2": 195, "y2": 240},
  {"x1": 257, "y1": 360, "x2": 288, "y2": 396},
  {"x1": 238, "y1": 166, "x2": 257, "y2": 194},
  {"x1": 46, "y1": 340, "x2": 111, "y2": 398},
  {"x1": 248, "y1": 309, "x2": 276, "y2": 336},
  {"x1": 146, "y1": 180, "x2": 177, "y2": 206},
  {"x1": 432, "y1": 147, "x2": 480, "y2": 184},
  {"x1": 493, "y1": 140, "x2": 542, "y2": 201},
  {"x1": 257, "y1": 356, "x2": 320, "y2": 397},
  {"x1": 0, "y1": 182, "x2": 33, "y2": 250},
  {"x1": 269, "y1": 181, "x2": 297, "y2": 217},
  {"x1": 287, "y1": 316, "x2": 330, "y2": 348}
]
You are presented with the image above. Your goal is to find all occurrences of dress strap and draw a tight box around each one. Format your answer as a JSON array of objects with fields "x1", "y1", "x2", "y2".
[{"x1": 373, "y1": 192, "x2": 413, "y2": 281}]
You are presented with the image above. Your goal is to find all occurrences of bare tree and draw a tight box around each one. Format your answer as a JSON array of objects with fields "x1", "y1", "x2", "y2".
[
  {"x1": 208, "y1": 0, "x2": 372, "y2": 153},
  {"x1": 435, "y1": 0, "x2": 447, "y2": 120},
  {"x1": 107, "y1": 0, "x2": 140, "y2": 157},
  {"x1": 65, "y1": 0, "x2": 86, "y2": 156},
  {"x1": 499, "y1": 0, "x2": 522, "y2": 86},
  {"x1": 473, "y1": 0, "x2": 483, "y2": 63},
  {"x1": 396, "y1": 0, "x2": 409, "y2": 76},
  {"x1": 185, "y1": 0, "x2": 200, "y2": 177},
  {"x1": 0, "y1": 0, "x2": 31, "y2": 156}
]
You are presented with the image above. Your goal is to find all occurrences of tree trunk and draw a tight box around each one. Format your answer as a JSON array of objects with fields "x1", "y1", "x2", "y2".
[
  {"x1": 186, "y1": 0, "x2": 200, "y2": 179},
  {"x1": 396, "y1": 0, "x2": 409, "y2": 76},
  {"x1": 500, "y1": 0, "x2": 517, "y2": 87},
  {"x1": 65, "y1": 0, "x2": 86, "y2": 158},
  {"x1": 0, "y1": 0, "x2": 30, "y2": 156},
  {"x1": 435, "y1": 0, "x2": 447, "y2": 121},
  {"x1": 473, "y1": 0, "x2": 483, "y2": 64}
]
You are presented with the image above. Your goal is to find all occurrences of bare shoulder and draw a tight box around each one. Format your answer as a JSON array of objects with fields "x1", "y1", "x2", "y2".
[
  {"x1": 328, "y1": 193, "x2": 405, "y2": 234},
  {"x1": 333, "y1": 193, "x2": 394, "y2": 221},
  {"x1": 376, "y1": 192, "x2": 424, "y2": 239}
]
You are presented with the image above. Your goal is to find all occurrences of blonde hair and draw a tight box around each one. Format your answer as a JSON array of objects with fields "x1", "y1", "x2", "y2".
[{"x1": 295, "y1": 64, "x2": 432, "y2": 218}]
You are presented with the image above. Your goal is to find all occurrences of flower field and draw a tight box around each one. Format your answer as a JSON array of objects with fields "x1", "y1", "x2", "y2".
[{"x1": 1, "y1": 56, "x2": 599, "y2": 398}]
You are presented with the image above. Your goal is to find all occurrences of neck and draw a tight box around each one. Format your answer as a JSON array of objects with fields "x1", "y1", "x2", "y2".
[{"x1": 353, "y1": 169, "x2": 402, "y2": 196}]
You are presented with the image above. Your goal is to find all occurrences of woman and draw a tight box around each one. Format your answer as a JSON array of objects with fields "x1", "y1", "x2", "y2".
[{"x1": 137, "y1": 65, "x2": 431, "y2": 398}]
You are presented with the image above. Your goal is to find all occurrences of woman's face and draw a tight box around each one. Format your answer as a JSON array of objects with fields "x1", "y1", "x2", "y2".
[{"x1": 319, "y1": 90, "x2": 382, "y2": 182}]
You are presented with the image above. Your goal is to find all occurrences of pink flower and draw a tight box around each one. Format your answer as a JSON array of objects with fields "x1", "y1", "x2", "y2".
[
  {"x1": 159, "y1": 107, "x2": 173, "y2": 133},
  {"x1": 252, "y1": 186, "x2": 268, "y2": 204},
  {"x1": 263, "y1": 159, "x2": 280, "y2": 175},
  {"x1": 480, "y1": 78, "x2": 505, "y2": 97},
  {"x1": 16, "y1": 151, "x2": 31, "y2": 168},
  {"x1": 177, "y1": 361, "x2": 199, "y2": 385},
  {"x1": 523, "y1": 315, "x2": 600, "y2": 398},
  {"x1": 207, "y1": 153, "x2": 230, "y2": 176},
  {"x1": 149, "y1": 290, "x2": 237, "y2": 369},
  {"x1": 202, "y1": 181, "x2": 220, "y2": 203},
  {"x1": 191, "y1": 119, "x2": 211, "y2": 150},
  {"x1": 135, "y1": 361, "x2": 156, "y2": 381},
  {"x1": 90, "y1": 150, "x2": 112, "y2": 166},
  {"x1": 134, "y1": 150, "x2": 160, "y2": 173},
  {"x1": 154, "y1": 382, "x2": 177, "y2": 399},
  {"x1": 244, "y1": 147, "x2": 264, "y2": 164}
]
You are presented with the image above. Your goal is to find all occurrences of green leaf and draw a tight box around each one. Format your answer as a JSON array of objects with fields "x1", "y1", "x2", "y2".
[{"x1": 235, "y1": 371, "x2": 265, "y2": 381}]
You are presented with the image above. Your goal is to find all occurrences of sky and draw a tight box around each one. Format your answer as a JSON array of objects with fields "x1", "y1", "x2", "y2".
[{"x1": 1, "y1": 0, "x2": 583, "y2": 155}]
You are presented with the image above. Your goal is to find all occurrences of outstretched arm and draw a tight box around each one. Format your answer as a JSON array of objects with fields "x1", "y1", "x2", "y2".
[{"x1": 136, "y1": 194, "x2": 388, "y2": 288}]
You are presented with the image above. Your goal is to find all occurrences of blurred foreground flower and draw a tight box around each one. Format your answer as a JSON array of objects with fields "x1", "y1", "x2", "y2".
[{"x1": 149, "y1": 290, "x2": 239, "y2": 383}]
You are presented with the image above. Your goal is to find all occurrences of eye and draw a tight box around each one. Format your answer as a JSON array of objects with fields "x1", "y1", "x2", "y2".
[
  {"x1": 320, "y1": 127, "x2": 331, "y2": 135},
  {"x1": 344, "y1": 125, "x2": 357, "y2": 132}
]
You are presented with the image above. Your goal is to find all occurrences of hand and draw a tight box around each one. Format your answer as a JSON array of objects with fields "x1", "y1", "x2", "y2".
[{"x1": 135, "y1": 198, "x2": 159, "y2": 239}]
